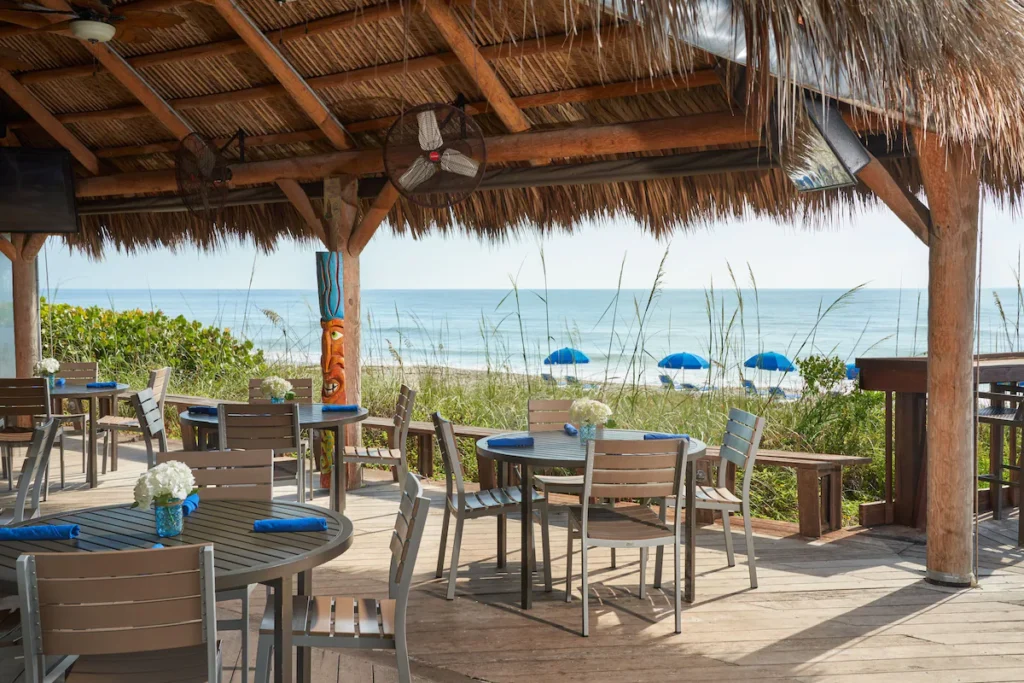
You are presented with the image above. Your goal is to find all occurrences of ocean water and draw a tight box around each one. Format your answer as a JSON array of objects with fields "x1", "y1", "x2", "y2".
[{"x1": 46, "y1": 287, "x2": 1024, "y2": 387}]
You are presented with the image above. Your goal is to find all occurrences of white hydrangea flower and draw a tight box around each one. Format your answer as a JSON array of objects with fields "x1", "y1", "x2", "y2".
[
  {"x1": 33, "y1": 358, "x2": 60, "y2": 376},
  {"x1": 261, "y1": 376, "x2": 293, "y2": 400},
  {"x1": 569, "y1": 399, "x2": 612, "y2": 425},
  {"x1": 134, "y1": 461, "x2": 196, "y2": 508}
]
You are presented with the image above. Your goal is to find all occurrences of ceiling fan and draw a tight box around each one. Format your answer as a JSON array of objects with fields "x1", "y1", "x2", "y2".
[{"x1": 0, "y1": 0, "x2": 184, "y2": 43}]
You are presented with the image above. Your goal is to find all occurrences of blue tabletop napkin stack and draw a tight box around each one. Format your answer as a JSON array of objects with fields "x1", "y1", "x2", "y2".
[
  {"x1": 54, "y1": 378, "x2": 65, "y2": 387},
  {"x1": 563, "y1": 423, "x2": 579, "y2": 436},
  {"x1": 182, "y1": 493, "x2": 200, "y2": 517},
  {"x1": 487, "y1": 436, "x2": 534, "y2": 448},
  {"x1": 0, "y1": 524, "x2": 80, "y2": 541},
  {"x1": 152, "y1": 543, "x2": 165, "y2": 549},
  {"x1": 253, "y1": 518, "x2": 328, "y2": 533},
  {"x1": 644, "y1": 433, "x2": 690, "y2": 440},
  {"x1": 87, "y1": 381, "x2": 117, "y2": 389},
  {"x1": 322, "y1": 404, "x2": 359, "y2": 412},
  {"x1": 187, "y1": 406, "x2": 218, "y2": 416}
]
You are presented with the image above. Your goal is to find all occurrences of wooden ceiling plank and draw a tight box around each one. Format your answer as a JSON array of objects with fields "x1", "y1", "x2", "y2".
[
  {"x1": 0, "y1": 69, "x2": 100, "y2": 174},
  {"x1": 348, "y1": 181, "x2": 399, "y2": 256},
  {"x1": 207, "y1": 0, "x2": 353, "y2": 150},
  {"x1": 423, "y1": 0, "x2": 529, "y2": 134}
]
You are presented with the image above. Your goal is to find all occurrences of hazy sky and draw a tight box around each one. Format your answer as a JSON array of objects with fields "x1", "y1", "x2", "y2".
[{"x1": 44, "y1": 199, "x2": 1022, "y2": 291}]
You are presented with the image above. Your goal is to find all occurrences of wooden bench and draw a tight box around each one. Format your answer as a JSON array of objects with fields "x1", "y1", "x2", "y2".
[{"x1": 166, "y1": 394, "x2": 870, "y2": 537}]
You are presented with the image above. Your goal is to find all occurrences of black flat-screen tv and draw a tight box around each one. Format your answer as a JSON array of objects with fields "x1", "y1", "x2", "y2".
[{"x1": 0, "y1": 148, "x2": 79, "y2": 233}]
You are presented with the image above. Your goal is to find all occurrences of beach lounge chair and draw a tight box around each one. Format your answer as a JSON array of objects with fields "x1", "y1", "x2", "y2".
[
  {"x1": 541, "y1": 373, "x2": 557, "y2": 385},
  {"x1": 742, "y1": 379, "x2": 760, "y2": 396},
  {"x1": 768, "y1": 386, "x2": 799, "y2": 401},
  {"x1": 659, "y1": 374, "x2": 677, "y2": 390}
]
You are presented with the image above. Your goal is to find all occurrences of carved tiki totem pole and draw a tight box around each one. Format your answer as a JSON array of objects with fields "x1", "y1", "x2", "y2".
[{"x1": 316, "y1": 251, "x2": 344, "y2": 487}]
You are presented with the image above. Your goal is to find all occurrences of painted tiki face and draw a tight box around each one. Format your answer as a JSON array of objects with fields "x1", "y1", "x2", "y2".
[{"x1": 321, "y1": 318, "x2": 345, "y2": 402}]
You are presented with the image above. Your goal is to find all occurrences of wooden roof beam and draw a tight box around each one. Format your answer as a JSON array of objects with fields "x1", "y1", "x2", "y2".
[
  {"x1": 856, "y1": 155, "x2": 931, "y2": 245},
  {"x1": 0, "y1": 69, "x2": 99, "y2": 174},
  {"x1": 206, "y1": 0, "x2": 353, "y2": 150},
  {"x1": 75, "y1": 112, "x2": 759, "y2": 198},
  {"x1": 423, "y1": 0, "x2": 529, "y2": 134},
  {"x1": 276, "y1": 178, "x2": 327, "y2": 244},
  {"x1": 348, "y1": 181, "x2": 399, "y2": 256}
]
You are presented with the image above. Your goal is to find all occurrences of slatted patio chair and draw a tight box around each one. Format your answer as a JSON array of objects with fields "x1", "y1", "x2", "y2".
[
  {"x1": 16, "y1": 544, "x2": 220, "y2": 683},
  {"x1": 99, "y1": 387, "x2": 167, "y2": 472},
  {"x1": 0, "y1": 419, "x2": 58, "y2": 527},
  {"x1": 0, "y1": 378, "x2": 52, "y2": 495},
  {"x1": 95, "y1": 367, "x2": 172, "y2": 471},
  {"x1": 47, "y1": 361, "x2": 95, "y2": 477},
  {"x1": 249, "y1": 378, "x2": 317, "y2": 498},
  {"x1": 157, "y1": 449, "x2": 273, "y2": 683},
  {"x1": 253, "y1": 474, "x2": 430, "y2": 683},
  {"x1": 661, "y1": 407, "x2": 766, "y2": 589},
  {"x1": 218, "y1": 402, "x2": 305, "y2": 502},
  {"x1": 344, "y1": 384, "x2": 415, "y2": 485},
  {"x1": 565, "y1": 437, "x2": 689, "y2": 636},
  {"x1": 433, "y1": 412, "x2": 552, "y2": 600}
]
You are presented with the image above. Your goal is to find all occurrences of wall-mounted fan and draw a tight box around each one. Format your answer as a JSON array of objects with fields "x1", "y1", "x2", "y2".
[
  {"x1": 0, "y1": 0, "x2": 183, "y2": 44},
  {"x1": 382, "y1": 102, "x2": 486, "y2": 209},
  {"x1": 175, "y1": 130, "x2": 245, "y2": 223}
]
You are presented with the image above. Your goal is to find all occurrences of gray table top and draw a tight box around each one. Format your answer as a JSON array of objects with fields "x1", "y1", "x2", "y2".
[
  {"x1": 476, "y1": 429, "x2": 707, "y2": 468},
  {"x1": 179, "y1": 404, "x2": 369, "y2": 430},
  {"x1": 50, "y1": 382, "x2": 130, "y2": 397},
  {"x1": 0, "y1": 500, "x2": 353, "y2": 594}
]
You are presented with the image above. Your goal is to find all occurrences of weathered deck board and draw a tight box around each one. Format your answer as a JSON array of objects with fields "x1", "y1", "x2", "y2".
[{"x1": 0, "y1": 439, "x2": 1021, "y2": 683}]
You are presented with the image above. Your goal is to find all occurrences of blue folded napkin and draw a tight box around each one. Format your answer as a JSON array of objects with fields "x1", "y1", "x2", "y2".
[
  {"x1": 187, "y1": 406, "x2": 218, "y2": 416},
  {"x1": 86, "y1": 381, "x2": 117, "y2": 389},
  {"x1": 644, "y1": 433, "x2": 690, "y2": 440},
  {"x1": 0, "y1": 524, "x2": 80, "y2": 541},
  {"x1": 54, "y1": 378, "x2": 66, "y2": 387},
  {"x1": 321, "y1": 404, "x2": 359, "y2": 412},
  {"x1": 253, "y1": 517, "x2": 328, "y2": 533},
  {"x1": 152, "y1": 543, "x2": 164, "y2": 549},
  {"x1": 487, "y1": 436, "x2": 534, "y2": 448},
  {"x1": 181, "y1": 493, "x2": 200, "y2": 517},
  {"x1": 563, "y1": 423, "x2": 579, "y2": 436}
]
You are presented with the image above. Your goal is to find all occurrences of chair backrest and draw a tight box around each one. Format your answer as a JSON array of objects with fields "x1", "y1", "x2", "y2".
[
  {"x1": 156, "y1": 450, "x2": 273, "y2": 500},
  {"x1": 431, "y1": 413, "x2": 465, "y2": 503},
  {"x1": 540, "y1": 373, "x2": 555, "y2": 383},
  {"x1": 17, "y1": 544, "x2": 217, "y2": 683},
  {"x1": 9, "y1": 420, "x2": 59, "y2": 525},
  {"x1": 58, "y1": 362, "x2": 97, "y2": 385},
  {"x1": 218, "y1": 402, "x2": 301, "y2": 454},
  {"x1": 0, "y1": 378, "x2": 50, "y2": 422},
  {"x1": 742, "y1": 379, "x2": 757, "y2": 395},
  {"x1": 717, "y1": 407, "x2": 767, "y2": 494},
  {"x1": 388, "y1": 474, "x2": 430, "y2": 603},
  {"x1": 130, "y1": 387, "x2": 168, "y2": 466},
  {"x1": 247, "y1": 378, "x2": 314, "y2": 404},
  {"x1": 528, "y1": 398, "x2": 572, "y2": 432},
  {"x1": 659, "y1": 374, "x2": 674, "y2": 387},
  {"x1": 148, "y1": 367, "x2": 172, "y2": 414},
  {"x1": 392, "y1": 384, "x2": 416, "y2": 452}
]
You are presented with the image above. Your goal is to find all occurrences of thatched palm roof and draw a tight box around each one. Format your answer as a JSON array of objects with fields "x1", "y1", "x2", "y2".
[{"x1": 2, "y1": 0, "x2": 1023, "y2": 254}]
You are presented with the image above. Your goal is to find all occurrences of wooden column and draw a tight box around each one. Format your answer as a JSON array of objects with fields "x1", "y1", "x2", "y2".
[
  {"x1": 11, "y1": 237, "x2": 39, "y2": 378},
  {"x1": 914, "y1": 130, "x2": 979, "y2": 587}
]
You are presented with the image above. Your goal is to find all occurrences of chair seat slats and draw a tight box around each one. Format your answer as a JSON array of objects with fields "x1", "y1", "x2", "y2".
[
  {"x1": 356, "y1": 598, "x2": 380, "y2": 638},
  {"x1": 457, "y1": 486, "x2": 542, "y2": 512},
  {"x1": 64, "y1": 643, "x2": 215, "y2": 683},
  {"x1": 695, "y1": 485, "x2": 742, "y2": 506},
  {"x1": 259, "y1": 596, "x2": 395, "y2": 640},
  {"x1": 568, "y1": 504, "x2": 673, "y2": 541},
  {"x1": 96, "y1": 416, "x2": 140, "y2": 430},
  {"x1": 535, "y1": 474, "x2": 583, "y2": 491},
  {"x1": 0, "y1": 429, "x2": 34, "y2": 442},
  {"x1": 343, "y1": 446, "x2": 401, "y2": 461}
]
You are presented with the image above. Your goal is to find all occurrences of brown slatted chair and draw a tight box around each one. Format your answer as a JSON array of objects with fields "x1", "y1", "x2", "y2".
[
  {"x1": 218, "y1": 402, "x2": 304, "y2": 502},
  {"x1": 0, "y1": 378, "x2": 52, "y2": 494},
  {"x1": 566, "y1": 437, "x2": 689, "y2": 636},
  {"x1": 99, "y1": 387, "x2": 168, "y2": 472},
  {"x1": 16, "y1": 544, "x2": 220, "y2": 683},
  {"x1": 96, "y1": 367, "x2": 172, "y2": 471},
  {"x1": 157, "y1": 449, "x2": 273, "y2": 683},
  {"x1": 248, "y1": 378, "x2": 316, "y2": 499},
  {"x1": 433, "y1": 413, "x2": 551, "y2": 600},
  {"x1": 0, "y1": 419, "x2": 58, "y2": 527},
  {"x1": 48, "y1": 361, "x2": 95, "y2": 479},
  {"x1": 345, "y1": 384, "x2": 415, "y2": 485},
  {"x1": 254, "y1": 473, "x2": 431, "y2": 683}
]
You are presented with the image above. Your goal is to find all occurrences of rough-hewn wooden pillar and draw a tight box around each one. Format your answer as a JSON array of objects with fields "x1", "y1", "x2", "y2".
[
  {"x1": 8, "y1": 235, "x2": 41, "y2": 378},
  {"x1": 914, "y1": 130, "x2": 979, "y2": 587}
]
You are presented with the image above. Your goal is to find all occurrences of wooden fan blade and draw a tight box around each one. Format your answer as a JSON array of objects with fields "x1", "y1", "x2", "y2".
[
  {"x1": 0, "y1": 8, "x2": 60, "y2": 27},
  {"x1": 0, "y1": 1, "x2": 68, "y2": 11},
  {"x1": 114, "y1": 23, "x2": 152, "y2": 42},
  {"x1": 118, "y1": 9, "x2": 182, "y2": 29},
  {"x1": 0, "y1": 47, "x2": 31, "y2": 71},
  {"x1": 32, "y1": 18, "x2": 74, "y2": 31},
  {"x1": 69, "y1": 0, "x2": 109, "y2": 16}
]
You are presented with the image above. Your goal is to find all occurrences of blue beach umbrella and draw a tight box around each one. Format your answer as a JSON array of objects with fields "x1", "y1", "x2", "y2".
[
  {"x1": 744, "y1": 351, "x2": 796, "y2": 372},
  {"x1": 544, "y1": 347, "x2": 590, "y2": 365},
  {"x1": 658, "y1": 352, "x2": 710, "y2": 370},
  {"x1": 846, "y1": 363, "x2": 860, "y2": 380}
]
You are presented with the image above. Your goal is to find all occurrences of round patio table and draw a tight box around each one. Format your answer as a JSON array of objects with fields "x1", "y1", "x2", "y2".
[
  {"x1": 476, "y1": 429, "x2": 707, "y2": 609},
  {"x1": 0, "y1": 499, "x2": 353, "y2": 683},
  {"x1": 179, "y1": 405, "x2": 370, "y2": 513},
  {"x1": 51, "y1": 382, "x2": 129, "y2": 489}
]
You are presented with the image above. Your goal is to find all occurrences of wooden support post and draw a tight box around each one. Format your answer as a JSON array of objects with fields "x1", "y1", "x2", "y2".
[
  {"x1": 914, "y1": 129, "x2": 979, "y2": 587},
  {"x1": 10, "y1": 235, "x2": 39, "y2": 379}
]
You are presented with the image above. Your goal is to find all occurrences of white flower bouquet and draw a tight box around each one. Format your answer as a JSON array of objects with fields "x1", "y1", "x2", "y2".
[
  {"x1": 133, "y1": 461, "x2": 196, "y2": 509},
  {"x1": 33, "y1": 358, "x2": 59, "y2": 377},
  {"x1": 261, "y1": 376, "x2": 293, "y2": 401},
  {"x1": 569, "y1": 399, "x2": 612, "y2": 426}
]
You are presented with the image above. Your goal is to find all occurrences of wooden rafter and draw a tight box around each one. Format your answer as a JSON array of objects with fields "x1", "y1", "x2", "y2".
[
  {"x1": 207, "y1": 0, "x2": 353, "y2": 150},
  {"x1": 856, "y1": 155, "x2": 931, "y2": 245},
  {"x1": 21, "y1": 234, "x2": 47, "y2": 261},
  {"x1": 423, "y1": 0, "x2": 530, "y2": 134},
  {"x1": 0, "y1": 69, "x2": 99, "y2": 174},
  {"x1": 75, "y1": 112, "x2": 758, "y2": 198},
  {"x1": 277, "y1": 178, "x2": 327, "y2": 244},
  {"x1": 0, "y1": 237, "x2": 17, "y2": 262},
  {"x1": 348, "y1": 182, "x2": 399, "y2": 256}
]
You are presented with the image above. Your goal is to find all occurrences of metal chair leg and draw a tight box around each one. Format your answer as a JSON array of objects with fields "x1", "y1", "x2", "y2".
[
  {"x1": 540, "y1": 502, "x2": 552, "y2": 592},
  {"x1": 446, "y1": 516, "x2": 464, "y2": 600},
  {"x1": 743, "y1": 504, "x2": 758, "y2": 589},
  {"x1": 673, "y1": 539, "x2": 682, "y2": 634},
  {"x1": 435, "y1": 506, "x2": 450, "y2": 579},
  {"x1": 722, "y1": 511, "x2": 736, "y2": 567},
  {"x1": 253, "y1": 633, "x2": 272, "y2": 683},
  {"x1": 639, "y1": 547, "x2": 648, "y2": 600},
  {"x1": 565, "y1": 522, "x2": 574, "y2": 603},
  {"x1": 581, "y1": 542, "x2": 590, "y2": 637}
]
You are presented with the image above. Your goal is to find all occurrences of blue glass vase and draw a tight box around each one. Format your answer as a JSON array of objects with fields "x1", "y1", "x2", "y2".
[
  {"x1": 579, "y1": 423, "x2": 597, "y2": 444},
  {"x1": 271, "y1": 396, "x2": 284, "y2": 404},
  {"x1": 155, "y1": 501, "x2": 184, "y2": 538},
  {"x1": 46, "y1": 375, "x2": 54, "y2": 390}
]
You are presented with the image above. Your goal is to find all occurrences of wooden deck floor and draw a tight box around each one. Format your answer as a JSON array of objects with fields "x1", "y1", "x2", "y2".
[{"x1": 5, "y1": 439, "x2": 1024, "y2": 683}]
